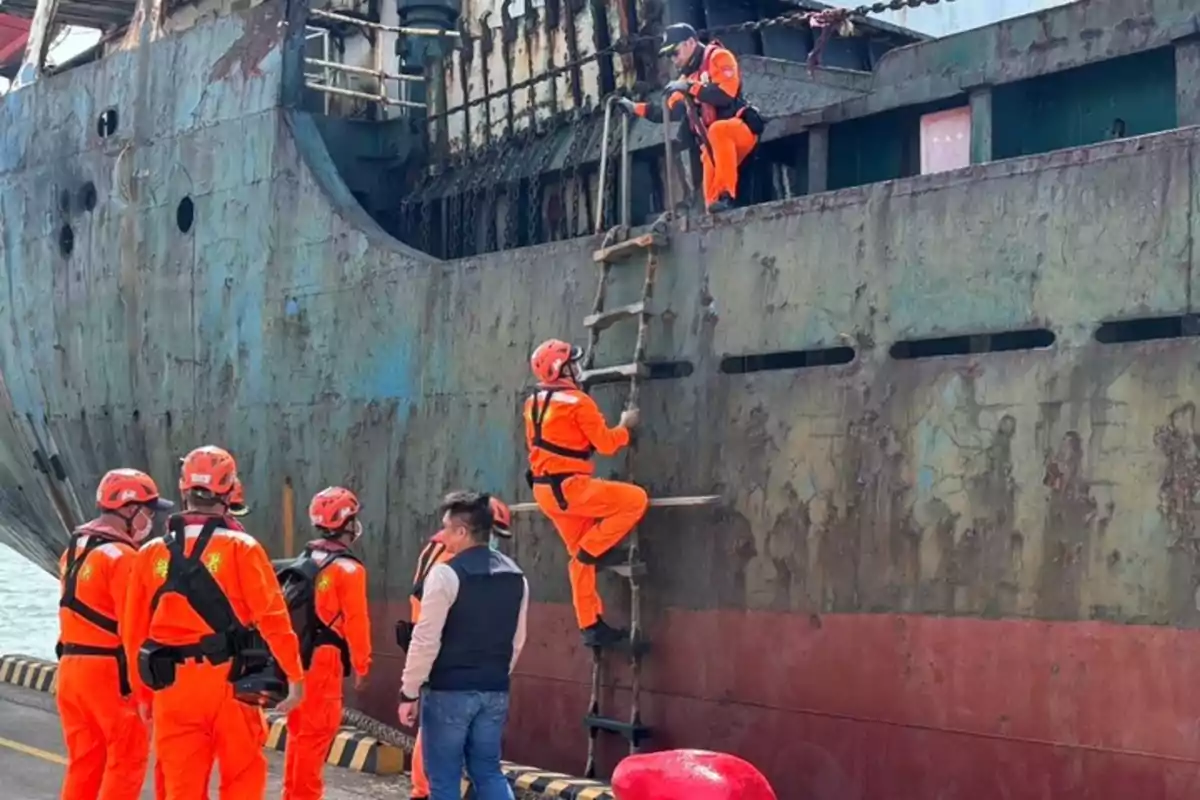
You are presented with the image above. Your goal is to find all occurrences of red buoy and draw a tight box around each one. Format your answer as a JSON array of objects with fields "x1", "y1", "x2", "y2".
[{"x1": 611, "y1": 749, "x2": 777, "y2": 800}]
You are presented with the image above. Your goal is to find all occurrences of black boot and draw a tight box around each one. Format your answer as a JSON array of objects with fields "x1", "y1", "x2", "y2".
[
  {"x1": 707, "y1": 192, "x2": 735, "y2": 213},
  {"x1": 576, "y1": 545, "x2": 630, "y2": 569},
  {"x1": 582, "y1": 618, "x2": 629, "y2": 648}
]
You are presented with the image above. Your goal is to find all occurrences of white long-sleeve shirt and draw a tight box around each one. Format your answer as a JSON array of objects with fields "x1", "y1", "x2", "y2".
[{"x1": 399, "y1": 560, "x2": 529, "y2": 699}]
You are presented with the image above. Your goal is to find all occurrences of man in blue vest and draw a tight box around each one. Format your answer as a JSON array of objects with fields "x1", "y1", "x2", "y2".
[{"x1": 397, "y1": 490, "x2": 529, "y2": 800}]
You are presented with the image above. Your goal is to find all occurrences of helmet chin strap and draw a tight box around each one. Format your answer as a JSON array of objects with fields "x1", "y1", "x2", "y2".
[{"x1": 114, "y1": 505, "x2": 147, "y2": 542}]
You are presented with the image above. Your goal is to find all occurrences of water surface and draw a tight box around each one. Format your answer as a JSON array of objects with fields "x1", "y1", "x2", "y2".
[{"x1": 0, "y1": 543, "x2": 59, "y2": 661}]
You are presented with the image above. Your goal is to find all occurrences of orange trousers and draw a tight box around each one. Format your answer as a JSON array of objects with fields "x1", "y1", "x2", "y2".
[
  {"x1": 57, "y1": 656, "x2": 150, "y2": 800},
  {"x1": 700, "y1": 117, "x2": 758, "y2": 207},
  {"x1": 283, "y1": 646, "x2": 344, "y2": 800},
  {"x1": 410, "y1": 729, "x2": 430, "y2": 798},
  {"x1": 152, "y1": 754, "x2": 211, "y2": 798},
  {"x1": 408, "y1": 596, "x2": 431, "y2": 798},
  {"x1": 534, "y1": 475, "x2": 649, "y2": 628},
  {"x1": 152, "y1": 661, "x2": 268, "y2": 800}
]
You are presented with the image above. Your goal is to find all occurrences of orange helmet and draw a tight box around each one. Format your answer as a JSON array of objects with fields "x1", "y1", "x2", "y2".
[
  {"x1": 490, "y1": 496, "x2": 512, "y2": 538},
  {"x1": 178, "y1": 445, "x2": 239, "y2": 496},
  {"x1": 96, "y1": 469, "x2": 173, "y2": 512},
  {"x1": 530, "y1": 339, "x2": 582, "y2": 384},
  {"x1": 229, "y1": 478, "x2": 249, "y2": 517},
  {"x1": 309, "y1": 486, "x2": 361, "y2": 531}
]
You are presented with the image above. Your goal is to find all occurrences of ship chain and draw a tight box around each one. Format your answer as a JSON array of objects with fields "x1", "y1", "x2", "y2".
[
  {"x1": 460, "y1": 148, "x2": 482, "y2": 256},
  {"x1": 600, "y1": 109, "x2": 622, "y2": 232},
  {"x1": 446, "y1": 156, "x2": 468, "y2": 258},
  {"x1": 560, "y1": 108, "x2": 588, "y2": 239},
  {"x1": 527, "y1": 126, "x2": 555, "y2": 248}
]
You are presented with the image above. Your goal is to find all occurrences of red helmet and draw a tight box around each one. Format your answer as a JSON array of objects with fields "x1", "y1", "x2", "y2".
[
  {"x1": 309, "y1": 486, "x2": 360, "y2": 531},
  {"x1": 490, "y1": 496, "x2": 512, "y2": 538},
  {"x1": 229, "y1": 478, "x2": 249, "y2": 517},
  {"x1": 179, "y1": 446, "x2": 239, "y2": 495},
  {"x1": 96, "y1": 469, "x2": 173, "y2": 512},
  {"x1": 530, "y1": 339, "x2": 582, "y2": 384}
]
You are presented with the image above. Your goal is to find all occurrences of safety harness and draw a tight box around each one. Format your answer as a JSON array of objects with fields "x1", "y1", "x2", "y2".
[
  {"x1": 398, "y1": 541, "x2": 446, "y2": 651},
  {"x1": 410, "y1": 541, "x2": 447, "y2": 602},
  {"x1": 137, "y1": 516, "x2": 277, "y2": 698},
  {"x1": 281, "y1": 545, "x2": 360, "y2": 677},
  {"x1": 527, "y1": 388, "x2": 594, "y2": 510},
  {"x1": 682, "y1": 41, "x2": 766, "y2": 142},
  {"x1": 56, "y1": 531, "x2": 132, "y2": 696}
]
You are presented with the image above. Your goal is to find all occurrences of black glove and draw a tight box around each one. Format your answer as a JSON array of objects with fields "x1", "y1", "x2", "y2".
[{"x1": 663, "y1": 78, "x2": 691, "y2": 95}]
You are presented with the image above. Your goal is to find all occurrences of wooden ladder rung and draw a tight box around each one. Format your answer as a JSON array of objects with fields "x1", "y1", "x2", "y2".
[
  {"x1": 579, "y1": 362, "x2": 646, "y2": 384},
  {"x1": 509, "y1": 494, "x2": 721, "y2": 513},
  {"x1": 592, "y1": 232, "x2": 668, "y2": 264},
  {"x1": 605, "y1": 561, "x2": 648, "y2": 579},
  {"x1": 584, "y1": 301, "x2": 650, "y2": 332}
]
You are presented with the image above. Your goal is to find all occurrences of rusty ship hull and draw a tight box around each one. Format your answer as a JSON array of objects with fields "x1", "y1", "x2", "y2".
[{"x1": 1, "y1": 0, "x2": 1200, "y2": 796}]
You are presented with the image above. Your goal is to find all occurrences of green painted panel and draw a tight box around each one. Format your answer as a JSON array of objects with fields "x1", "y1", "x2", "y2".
[{"x1": 992, "y1": 47, "x2": 1178, "y2": 160}]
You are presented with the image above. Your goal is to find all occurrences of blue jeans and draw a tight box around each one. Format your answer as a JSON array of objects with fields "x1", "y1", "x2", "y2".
[{"x1": 420, "y1": 689, "x2": 514, "y2": 800}]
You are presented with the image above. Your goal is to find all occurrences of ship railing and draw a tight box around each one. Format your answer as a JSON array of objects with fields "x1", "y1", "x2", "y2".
[
  {"x1": 304, "y1": 7, "x2": 461, "y2": 112},
  {"x1": 595, "y1": 94, "x2": 680, "y2": 231}
]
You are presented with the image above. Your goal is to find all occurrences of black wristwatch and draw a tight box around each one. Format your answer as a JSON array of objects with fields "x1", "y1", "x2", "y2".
[{"x1": 399, "y1": 691, "x2": 419, "y2": 703}]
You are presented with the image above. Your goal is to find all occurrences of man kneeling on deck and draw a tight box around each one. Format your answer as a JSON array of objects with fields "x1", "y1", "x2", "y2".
[
  {"x1": 524, "y1": 339, "x2": 647, "y2": 648},
  {"x1": 616, "y1": 22, "x2": 765, "y2": 214}
]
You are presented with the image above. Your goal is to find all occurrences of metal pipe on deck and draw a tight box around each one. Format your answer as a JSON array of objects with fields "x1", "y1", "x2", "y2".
[
  {"x1": 304, "y1": 82, "x2": 427, "y2": 109},
  {"x1": 309, "y1": 8, "x2": 461, "y2": 39}
]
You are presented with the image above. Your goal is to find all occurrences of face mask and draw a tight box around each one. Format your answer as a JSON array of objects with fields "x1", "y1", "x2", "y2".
[{"x1": 489, "y1": 534, "x2": 499, "y2": 552}]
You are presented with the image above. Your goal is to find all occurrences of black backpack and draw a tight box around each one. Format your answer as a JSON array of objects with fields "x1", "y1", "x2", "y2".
[{"x1": 275, "y1": 547, "x2": 359, "y2": 675}]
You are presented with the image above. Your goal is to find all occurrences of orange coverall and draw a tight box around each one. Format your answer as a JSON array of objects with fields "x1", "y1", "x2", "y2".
[
  {"x1": 524, "y1": 386, "x2": 649, "y2": 629},
  {"x1": 283, "y1": 543, "x2": 372, "y2": 800},
  {"x1": 57, "y1": 527, "x2": 149, "y2": 800},
  {"x1": 406, "y1": 538, "x2": 453, "y2": 799},
  {"x1": 121, "y1": 514, "x2": 305, "y2": 800},
  {"x1": 634, "y1": 42, "x2": 758, "y2": 208}
]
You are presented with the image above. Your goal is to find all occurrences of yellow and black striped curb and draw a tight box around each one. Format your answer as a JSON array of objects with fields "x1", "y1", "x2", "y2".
[
  {"x1": 0, "y1": 655, "x2": 57, "y2": 693},
  {"x1": 263, "y1": 712, "x2": 406, "y2": 775},
  {"x1": 492, "y1": 762, "x2": 615, "y2": 799}
]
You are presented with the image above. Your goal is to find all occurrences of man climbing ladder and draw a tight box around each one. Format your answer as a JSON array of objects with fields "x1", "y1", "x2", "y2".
[{"x1": 524, "y1": 338, "x2": 648, "y2": 648}]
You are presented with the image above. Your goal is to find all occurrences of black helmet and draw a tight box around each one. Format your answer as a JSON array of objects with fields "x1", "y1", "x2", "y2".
[{"x1": 659, "y1": 22, "x2": 698, "y2": 55}]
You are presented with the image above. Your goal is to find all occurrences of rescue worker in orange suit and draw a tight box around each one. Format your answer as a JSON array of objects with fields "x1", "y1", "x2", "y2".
[
  {"x1": 282, "y1": 486, "x2": 373, "y2": 800},
  {"x1": 404, "y1": 496, "x2": 512, "y2": 800},
  {"x1": 57, "y1": 468, "x2": 173, "y2": 800},
  {"x1": 148, "y1": 474, "x2": 249, "y2": 800},
  {"x1": 122, "y1": 445, "x2": 306, "y2": 800},
  {"x1": 617, "y1": 23, "x2": 765, "y2": 214},
  {"x1": 524, "y1": 339, "x2": 647, "y2": 648}
]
